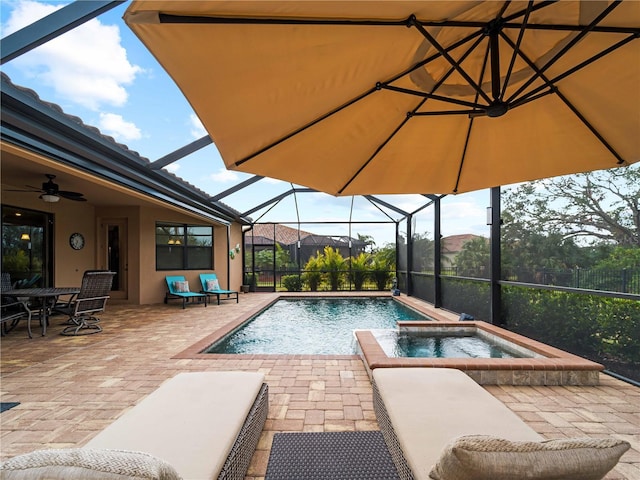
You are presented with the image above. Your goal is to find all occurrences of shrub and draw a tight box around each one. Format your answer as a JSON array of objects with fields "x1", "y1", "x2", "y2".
[
  {"x1": 502, "y1": 286, "x2": 640, "y2": 381},
  {"x1": 370, "y1": 258, "x2": 393, "y2": 290},
  {"x1": 303, "y1": 253, "x2": 323, "y2": 291},
  {"x1": 321, "y1": 246, "x2": 346, "y2": 291},
  {"x1": 349, "y1": 252, "x2": 370, "y2": 291},
  {"x1": 281, "y1": 275, "x2": 302, "y2": 292}
]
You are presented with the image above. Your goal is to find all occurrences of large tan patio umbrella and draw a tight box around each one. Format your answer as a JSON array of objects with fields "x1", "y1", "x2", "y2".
[{"x1": 124, "y1": 1, "x2": 640, "y2": 195}]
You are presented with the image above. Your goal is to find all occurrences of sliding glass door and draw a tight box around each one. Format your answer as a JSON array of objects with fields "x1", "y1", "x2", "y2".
[{"x1": 1, "y1": 205, "x2": 53, "y2": 288}]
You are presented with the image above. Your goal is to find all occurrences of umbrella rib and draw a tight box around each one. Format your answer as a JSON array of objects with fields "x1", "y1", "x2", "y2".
[
  {"x1": 501, "y1": 0, "x2": 535, "y2": 100},
  {"x1": 385, "y1": 29, "x2": 489, "y2": 116},
  {"x1": 453, "y1": 39, "x2": 492, "y2": 193},
  {"x1": 506, "y1": 1, "x2": 621, "y2": 104},
  {"x1": 234, "y1": 85, "x2": 377, "y2": 168},
  {"x1": 500, "y1": 34, "x2": 626, "y2": 166},
  {"x1": 502, "y1": 22, "x2": 640, "y2": 35},
  {"x1": 339, "y1": 31, "x2": 486, "y2": 195},
  {"x1": 157, "y1": 11, "x2": 638, "y2": 35},
  {"x1": 413, "y1": 110, "x2": 480, "y2": 116},
  {"x1": 554, "y1": 89, "x2": 626, "y2": 165},
  {"x1": 410, "y1": 16, "x2": 493, "y2": 105},
  {"x1": 511, "y1": 33, "x2": 639, "y2": 107},
  {"x1": 384, "y1": 28, "x2": 485, "y2": 91},
  {"x1": 380, "y1": 84, "x2": 483, "y2": 110},
  {"x1": 337, "y1": 102, "x2": 423, "y2": 195},
  {"x1": 340, "y1": 30, "x2": 491, "y2": 195},
  {"x1": 158, "y1": 14, "x2": 408, "y2": 27},
  {"x1": 235, "y1": 21, "x2": 485, "y2": 170}
]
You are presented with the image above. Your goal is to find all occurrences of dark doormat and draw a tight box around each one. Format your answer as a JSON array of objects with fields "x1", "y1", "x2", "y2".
[
  {"x1": 265, "y1": 431, "x2": 400, "y2": 480},
  {"x1": 0, "y1": 402, "x2": 20, "y2": 413}
]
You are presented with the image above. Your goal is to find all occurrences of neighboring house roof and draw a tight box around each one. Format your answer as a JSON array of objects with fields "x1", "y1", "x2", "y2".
[
  {"x1": 246, "y1": 224, "x2": 314, "y2": 245},
  {"x1": 245, "y1": 223, "x2": 366, "y2": 248},
  {"x1": 441, "y1": 234, "x2": 487, "y2": 254},
  {"x1": 1, "y1": 73, "x2": 249, "y2": 225}
]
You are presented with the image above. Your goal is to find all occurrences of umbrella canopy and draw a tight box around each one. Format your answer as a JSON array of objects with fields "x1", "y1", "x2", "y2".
[{"x1": 124, "y1": 1, "x2": 640, "y2": 195}]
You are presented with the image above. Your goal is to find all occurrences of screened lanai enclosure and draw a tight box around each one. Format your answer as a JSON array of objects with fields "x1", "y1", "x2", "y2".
[
  {"x1": 1, "y1": 0, "x2": 638, "y2": 385},
  {"x1": 216, "y1": 175, "x2": 639, "y2": 384}
]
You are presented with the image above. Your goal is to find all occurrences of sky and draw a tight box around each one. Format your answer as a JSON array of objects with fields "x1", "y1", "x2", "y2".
[{"x1": 0, "y1": 0, "x2": 494, "y2": 246}]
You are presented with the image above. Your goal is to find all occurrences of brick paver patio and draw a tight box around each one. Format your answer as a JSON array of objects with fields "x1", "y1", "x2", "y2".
[{"x1": 1, "y1": 292, "x2": 638, "y2": 479}]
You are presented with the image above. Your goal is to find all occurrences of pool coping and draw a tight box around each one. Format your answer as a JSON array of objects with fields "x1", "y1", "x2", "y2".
[{"x1": 355, "y1": 321, "x2": 605, "y2": 386}]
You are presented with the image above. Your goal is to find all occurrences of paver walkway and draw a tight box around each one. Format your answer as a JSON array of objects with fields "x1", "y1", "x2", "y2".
[{"x1": 1, "y1": 292, "x2": 638, "y2": 479}]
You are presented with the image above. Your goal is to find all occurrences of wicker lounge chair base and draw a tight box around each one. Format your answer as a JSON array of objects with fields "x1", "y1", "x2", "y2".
[
  {"x1": 85, "y1": 371, "x2": 268, "y2": 480},
  {"x1": 372, "y1": 368, "x2": 542, "y2": 480}
]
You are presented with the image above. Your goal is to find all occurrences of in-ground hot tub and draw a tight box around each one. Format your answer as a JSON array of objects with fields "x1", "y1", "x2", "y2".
[{"x1": 355, "y1": 321, "x2": 604, "y2": 386}]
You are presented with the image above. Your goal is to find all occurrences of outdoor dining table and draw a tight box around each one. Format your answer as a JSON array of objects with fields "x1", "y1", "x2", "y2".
[{"x1": 1, "y1": 287, "x2": 80, "y2": 336}]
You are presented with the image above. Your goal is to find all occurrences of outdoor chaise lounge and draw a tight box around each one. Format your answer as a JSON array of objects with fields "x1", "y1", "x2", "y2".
[
  {"x1": 372, "y1": 368, "x2": 629, "y2": 480},
  {"x1": 200, "y1": 273, "x2": 239, "y2": 304},
  {"x1": 165, "y1": 275, "x2": 208, "y2": 308},
  {"x1": 0, "y1": 371, "x2": 269, "y2": 480}
]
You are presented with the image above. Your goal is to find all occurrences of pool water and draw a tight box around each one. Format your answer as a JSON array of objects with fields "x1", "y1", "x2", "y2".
[
  {"x1": 373, "y1": 330, "x2": 522, "y2": 358},
  {"x1": 205, "y1": 298, "x2": 429, "y2": 355}
]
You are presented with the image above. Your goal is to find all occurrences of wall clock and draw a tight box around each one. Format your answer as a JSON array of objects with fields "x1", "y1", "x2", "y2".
[{"x1": 69, "y1": 232, "x2": 85, "y2": 250}]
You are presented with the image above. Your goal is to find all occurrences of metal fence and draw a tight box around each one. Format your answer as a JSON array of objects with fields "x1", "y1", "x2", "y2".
[
  {"x1": 248, "y1": 268, "x2": 396, "y2": 292},
  {"x1": 432, "y1": 267, "x2": 640, "y2": 295}
]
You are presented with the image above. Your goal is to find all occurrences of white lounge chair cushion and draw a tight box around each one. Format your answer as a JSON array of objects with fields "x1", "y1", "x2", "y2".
[
  {"x1": 86, "y1": 371, "x2": 265, "y2": 480},
  {"x1": 206, "y1": 279, "x2": 220, "y2": 290},
  {"x1": 429, "y1": 435, "x2": 630, "y2": 480},
  {"x1": 373, "y1": 368, "x2": 542, "y2": 479},
  {"x1": 0, "y1": 448, "x2": 180, "y2": 480}
]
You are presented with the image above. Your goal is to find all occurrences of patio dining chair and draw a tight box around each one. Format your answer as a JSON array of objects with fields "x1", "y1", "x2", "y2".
[
  {"x1": 1, "y1": 273, "x2": 34, "y2": 338},
  {"x1": 56, "y1": 270, "x2": 115, "y2": 336},
  {"x1": 199, "y1": 273, "x2": 239, "y2": 304},
  {"x1": 165, "y1": 275, "x2": 207, "y2": 309}
]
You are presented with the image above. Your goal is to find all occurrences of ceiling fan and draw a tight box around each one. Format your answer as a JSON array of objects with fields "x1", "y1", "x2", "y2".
[{"x1": 8, "y1": 174, "x2": 87, "y2": 202}]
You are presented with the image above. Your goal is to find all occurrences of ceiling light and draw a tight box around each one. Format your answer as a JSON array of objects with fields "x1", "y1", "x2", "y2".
[
  {"x1": 41, "y1": 194, "x2": 60, "y2": 203},
  {"x1": 20, "y1": 233, "x2": 30, "y2": 241}
]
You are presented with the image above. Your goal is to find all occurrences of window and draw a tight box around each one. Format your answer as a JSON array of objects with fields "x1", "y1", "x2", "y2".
[{"x1": 156, "y1": 223, "x2": 213, "y2": 270}]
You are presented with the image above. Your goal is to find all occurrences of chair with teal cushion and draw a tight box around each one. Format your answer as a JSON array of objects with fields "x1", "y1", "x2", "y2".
[
  {"x1": 199, "y1": 273, "x2": 239, "y2": 305},
  {"x1": 165, "y1": 276, "x2": 207, "y2": 309}
]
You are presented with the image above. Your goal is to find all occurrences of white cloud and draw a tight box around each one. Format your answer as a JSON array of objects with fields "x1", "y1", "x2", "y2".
[
  {"x1": 210, "y1": 168, "x2": 239, "y2": 183},
  {"x1": 164, "y1": 163, "x2": 180, "y2": 173},
  {"x1": 4, "y1": 0, "x2": 141, "y2": 110},
  {"x1": 98, "y1": 113, "x2": 142, "y2": 141},
  {"x1": 189, "y1": 114, "x2": 207, "y2": 138},
  {"x1": 443, "y1": 200, "x2": 485, "y2": 219}
]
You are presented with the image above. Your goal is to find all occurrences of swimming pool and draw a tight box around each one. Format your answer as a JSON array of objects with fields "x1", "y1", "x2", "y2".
[{"x1": 204, "y1": 297, "x2": 430, "y2": 355}]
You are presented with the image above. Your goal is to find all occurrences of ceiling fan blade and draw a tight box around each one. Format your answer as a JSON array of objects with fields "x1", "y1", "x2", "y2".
[
  {"x1": 59, "y1": 190, "x2": 84, "y2": 197},
  {"x1": 3, "y1": 187, "x2": 41, "y2": 192},
  {"x1": 59, "y1": 191, "x2": 87, "y2": 201}
]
